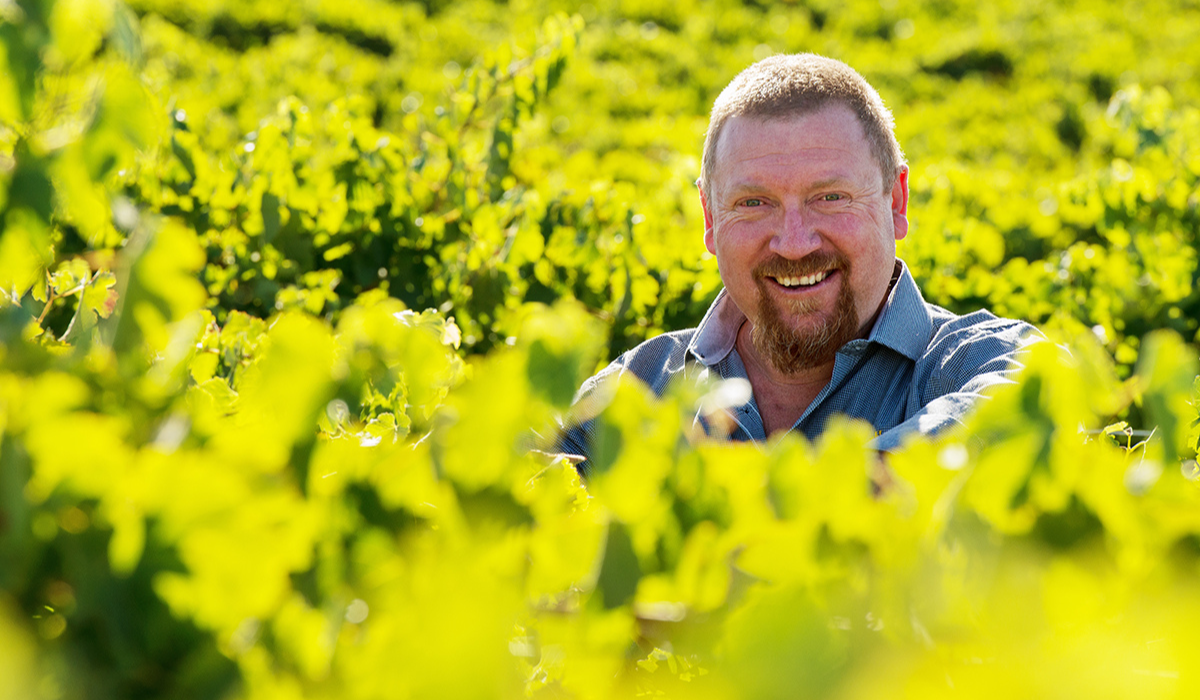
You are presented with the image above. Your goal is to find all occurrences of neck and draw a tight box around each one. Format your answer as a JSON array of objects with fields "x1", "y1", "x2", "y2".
[
  {"x1": 735, "y1": 322, "x2": 834, "y2": 437},
  {"x1": 735, "y1": 322, "x2": 836, "y2": 387}
]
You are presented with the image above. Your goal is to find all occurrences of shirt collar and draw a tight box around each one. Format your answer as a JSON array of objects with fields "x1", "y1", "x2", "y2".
[
  {"x1": 687, "y1": 258, "x2": 934, "y2": 366},
  {"x1": 687, "y1": 287, "x2": 745, "y2": 366},
  {"x1": 867, "y1": 259, "x2": 935, "y2": 361}
]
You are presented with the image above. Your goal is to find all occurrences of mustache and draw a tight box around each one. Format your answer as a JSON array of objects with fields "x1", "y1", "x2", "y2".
[{"x1": 753, "y1": 251, "x2": 848, "y2": 280}]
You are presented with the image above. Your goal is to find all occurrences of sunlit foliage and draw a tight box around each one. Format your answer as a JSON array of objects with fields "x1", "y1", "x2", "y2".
[{"x1": 2, "y1": 0, "x2": 1200, "y2": 697}]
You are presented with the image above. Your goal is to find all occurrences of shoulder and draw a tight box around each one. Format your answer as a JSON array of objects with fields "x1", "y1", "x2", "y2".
[
  {"x1": 917, "y1": 305, "x2": 1042, "y2": 384},
  {"x1": 925, "y1": 306, "x2": 1040, "y2": 351},
  {"x1": 580, "y1": 328, "x2": 698, "y2": 398},
  {"x1": 565, "y1": 328, "x2": 697, "y2": 435}
]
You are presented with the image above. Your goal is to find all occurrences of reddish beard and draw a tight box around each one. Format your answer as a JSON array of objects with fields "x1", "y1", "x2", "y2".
[{"x1": 749, "y1": 251, "x2": 859, "y2": 374}]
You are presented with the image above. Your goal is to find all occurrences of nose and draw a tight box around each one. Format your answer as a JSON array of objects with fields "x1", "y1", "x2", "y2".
[{"x1": 768, "y1": 204, "x2": 821, "y2": 259}]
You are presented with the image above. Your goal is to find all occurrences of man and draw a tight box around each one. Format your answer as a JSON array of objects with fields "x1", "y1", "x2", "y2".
[{"x1": 557, "y1": 53, "x2": 1038, "y2": 473}]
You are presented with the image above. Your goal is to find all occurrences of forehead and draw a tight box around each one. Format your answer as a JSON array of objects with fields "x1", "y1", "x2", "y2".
[{"x1": 712, "y1": 105, "x2": 876, "y2": 187}]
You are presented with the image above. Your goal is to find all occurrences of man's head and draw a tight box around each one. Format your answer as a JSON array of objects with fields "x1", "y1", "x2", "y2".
[
  {"x1": 699, "y1": 55, "x2": 909, "y2": 375},
  {"x1": 699, "y1": 53, "x2": 905, "y2": 197}
]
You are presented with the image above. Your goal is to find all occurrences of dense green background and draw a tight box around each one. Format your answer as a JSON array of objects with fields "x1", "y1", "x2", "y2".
[
  {"x1": 11, "y1": 0, "x2": 1200, "y2": 364},
  {"x1": 1, "y1": 0, "x2": 1200, "y2": 697}
]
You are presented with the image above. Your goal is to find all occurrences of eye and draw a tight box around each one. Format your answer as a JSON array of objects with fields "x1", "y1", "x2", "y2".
[
  {"x1": 741, "y1": 198, "x2": 764, "y2": 207},
  {"x1": 819, "y1": 193, "x2": 844, "y2": 202}
]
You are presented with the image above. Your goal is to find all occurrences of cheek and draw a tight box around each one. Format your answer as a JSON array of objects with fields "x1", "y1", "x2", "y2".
[
  {"x1": 838, "y1": 213, "x2": 893, "y2": 253},
  {"x1": 711, "y1": 228, "x2": 747, "y2": 261},
  {"x1": 716, "y1": 218, "x2": 771, "y2": 250}
]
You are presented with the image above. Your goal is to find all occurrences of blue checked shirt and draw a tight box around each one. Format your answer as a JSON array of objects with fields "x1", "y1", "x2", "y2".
[{"x1": 558, "y1": 260, "x2": 1040, "y2": 472}]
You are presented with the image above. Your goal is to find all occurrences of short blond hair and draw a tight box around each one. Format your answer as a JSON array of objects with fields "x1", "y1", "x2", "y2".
[{"x1": 699, "y1": 54, "x2": 905, "y2": 195}]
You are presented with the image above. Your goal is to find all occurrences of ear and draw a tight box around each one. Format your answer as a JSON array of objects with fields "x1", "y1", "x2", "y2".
[
  {"x1": 890, "y1": 165, "x2": 910, "y2": 242},
  {"x1": 699, "y1": 180, "x2": 717, "y2": 254}
]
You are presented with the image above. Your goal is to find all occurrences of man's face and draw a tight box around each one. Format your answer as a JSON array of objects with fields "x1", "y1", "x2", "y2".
[{"x1": 700, "y1": 104, "x2": 909, "y2": 373}]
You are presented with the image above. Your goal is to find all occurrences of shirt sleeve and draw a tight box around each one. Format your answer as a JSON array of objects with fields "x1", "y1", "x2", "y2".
[
  {"x1": 553, "y1": 420, "x2": 592, "y2": 468},
  {"x1": 550, "y1": 331, "x2": 697, "y2": 476},
  {"x1": 869, "y1": 319, "x2": 1043, "y2": 452},
  {"x1": 549, "y1": 359, "x2": 625, "y2": 476}
]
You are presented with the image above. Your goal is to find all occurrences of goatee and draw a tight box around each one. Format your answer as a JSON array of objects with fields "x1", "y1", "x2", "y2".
[{"x1": 750, "y1": 251, "x2": 860, "y2": 374}]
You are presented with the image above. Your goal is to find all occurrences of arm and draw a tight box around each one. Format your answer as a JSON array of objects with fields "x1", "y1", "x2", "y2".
[
  {"x1": 549, "y1": 330, "x2": 697, "y2": 475},
  {"x1": 869, "y1": 319, "x2": 1043, "y2": 452}
]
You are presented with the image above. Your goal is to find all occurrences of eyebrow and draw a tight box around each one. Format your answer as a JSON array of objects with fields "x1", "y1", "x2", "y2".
[
  {"x1": 808, "y1": 177, "x2": 849, "y2": 190},
  {"x1": 723, "y1": 176, "x2": 852, "y2": 198}
]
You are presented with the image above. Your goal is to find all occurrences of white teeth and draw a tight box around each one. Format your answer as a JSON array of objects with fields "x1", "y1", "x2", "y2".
[{"x1": 774, "y1": 270, "x2": 830, "y2": 287}]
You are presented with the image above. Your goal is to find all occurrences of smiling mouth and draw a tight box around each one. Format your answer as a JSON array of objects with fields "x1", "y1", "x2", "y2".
[{"x1": 770, "y1": 269, "x2": 834, "y2": 288}]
